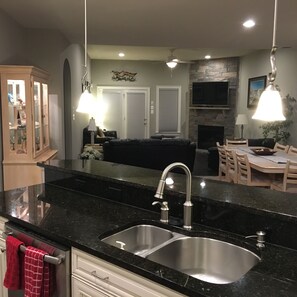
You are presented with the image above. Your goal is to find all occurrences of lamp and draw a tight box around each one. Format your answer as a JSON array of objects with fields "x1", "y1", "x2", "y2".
[
  {"x1": 236, "y1": 114, "x2": 248, "y2": 139},
  {"x1": 88, "y1": 117, "x2": 97, "y2": 145},
  {"x1": 76, "y1": 0, "x2": 93, "y2": 113},
  {"x1": 252, "y1": 0, "x2": 285, "y2": 121}
]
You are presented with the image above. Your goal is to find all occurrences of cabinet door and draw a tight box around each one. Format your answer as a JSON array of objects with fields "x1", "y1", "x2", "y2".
[
  {"x1": 41, "y1": 83, "x2": 49, "y2": 149},
  {"x1": 72, "y1": 276, "x2": 122, "y2": 297},
  {"x1": 72, "y1": 248, "x2": 185, "y2": 297},
  {"x1": 5, "y1": 77, "x2": 29, "y2": 157},
  {"x1": 0, "y1": 238, "x2": 8, "y2": 297},
  {"x1": 33, "y1": 80, "x2": 49, "y2": 157}
]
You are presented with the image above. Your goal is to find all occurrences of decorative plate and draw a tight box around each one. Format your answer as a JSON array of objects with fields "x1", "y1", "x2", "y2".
[{"x1": 251, "y1": 148, "x2": 277, "y2": 155}]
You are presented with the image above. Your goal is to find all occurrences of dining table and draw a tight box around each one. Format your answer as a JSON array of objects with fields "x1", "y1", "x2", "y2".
[{"x1": 235, "y1": 146, "x2": 297, "y2": 174}]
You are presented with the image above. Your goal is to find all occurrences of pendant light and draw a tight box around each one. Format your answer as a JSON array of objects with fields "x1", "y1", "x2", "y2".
[
  {"x1": 252, "y1": 0, "x2": 285, "y2": 121},
  {"x1": 76, "y1": 0, "x2": 94, "y2": 114}
]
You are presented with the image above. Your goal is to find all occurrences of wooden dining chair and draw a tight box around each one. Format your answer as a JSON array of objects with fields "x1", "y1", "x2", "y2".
[
  {"x1": 226, "y1": 149, "x2": 237, "y2": 183},
  {"x1": 217, "y1": 145, "x2": 228, "y2": 181},
  {"x1": 270, "y1": 160, "x2": 297, "y2": 193},
  {"x1": 274, "y1": 142, "x2": 289, "y2": 153},
  {"x1": 226, "y1": 139, "x2": 248, "y2": 147},
  {"x1": 288, "y1": 145, "x2": 297, "y2": 156},
  {"x1": 236, "y1": 153, "x2": 272, "y2": 187}
]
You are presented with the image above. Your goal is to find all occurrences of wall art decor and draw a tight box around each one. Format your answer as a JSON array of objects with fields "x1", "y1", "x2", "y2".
[
  {"x1": 247, "y1": 75, "x2": 267, "y2": 108},
  {"x1": 112, "y1": 70, "x2": 137, "y2": 82}
]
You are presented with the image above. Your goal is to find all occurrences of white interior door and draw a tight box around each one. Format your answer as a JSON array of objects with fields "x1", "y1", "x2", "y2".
[
  {"x1": 98, "y1": 87, "x2": 149, "y2": 139},
  {"x1": 99, "y1": 89, "x2": 123, "y2": 138},
  {"x1": 124, "y1": 90, "x2": 149, "y2": 139}
]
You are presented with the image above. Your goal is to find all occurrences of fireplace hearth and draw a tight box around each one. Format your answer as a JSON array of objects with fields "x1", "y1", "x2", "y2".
[{"x1": 198, "y1": 125, "x2": 224, "y2": 149}]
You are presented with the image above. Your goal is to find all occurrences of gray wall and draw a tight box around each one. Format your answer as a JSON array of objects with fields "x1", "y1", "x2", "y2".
[
  {"x1": 0, "y1": 9, "x2": 70, "y2": 156},
  {"x1": 0, "y1": 9, "x2": 26, "y2": 64},
  {"x1": 0, "y1": 9, "x2": 70, "y2": 190},
  {"x1": 91, "y1": 60, "x2": 190, "y2": 137},
  {"x1": 60, "y1": 44, "x2": 91, "y2": 159},
  {"x1": 237, "y1": 49, "x2": 297, "y2": 145}
]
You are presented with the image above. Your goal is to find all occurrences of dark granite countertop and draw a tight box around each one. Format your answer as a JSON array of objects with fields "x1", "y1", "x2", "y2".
[
  {"x1": 39, "y1": 160, "x2": 297, "y2": 223},
  {"x1": 1, "y1": 160, "x2": 297, "y2": 296}
]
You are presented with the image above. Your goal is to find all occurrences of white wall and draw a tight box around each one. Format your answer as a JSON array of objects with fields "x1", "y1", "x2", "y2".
[
  {"x1": 91, "y1": 60, "x2": 190, "y2": 137},
  {"x1": 237, "y1": 49, "x2": 297, "y2": 145}
]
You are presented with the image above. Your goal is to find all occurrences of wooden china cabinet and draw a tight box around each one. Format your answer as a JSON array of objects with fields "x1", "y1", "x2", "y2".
[{"x1": 0, "y1": 65, "x2": 57, "y2": 190}]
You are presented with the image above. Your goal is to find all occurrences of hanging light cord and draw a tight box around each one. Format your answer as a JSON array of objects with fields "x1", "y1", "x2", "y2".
[
  {"x1": 269, "y1": 0, "x2": 278, "y2": 83},
  {"x1": 82, "y1": 0, "x2": 89, "y2": 89}
]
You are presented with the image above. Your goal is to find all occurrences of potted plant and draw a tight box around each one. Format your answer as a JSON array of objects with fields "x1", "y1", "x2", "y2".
[{"x1": 260, "y1": 94, "x2": 296, "y2": 144}]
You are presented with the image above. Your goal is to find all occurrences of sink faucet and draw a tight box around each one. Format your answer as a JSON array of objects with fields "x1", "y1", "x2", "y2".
[{"x1": 154, "y1": 162, "x2": 193, "y2": 230}]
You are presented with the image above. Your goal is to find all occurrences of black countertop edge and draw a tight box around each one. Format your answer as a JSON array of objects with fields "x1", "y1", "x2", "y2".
[{"x1": 39, "y1": 160, "x2": 297, "y2": 224}]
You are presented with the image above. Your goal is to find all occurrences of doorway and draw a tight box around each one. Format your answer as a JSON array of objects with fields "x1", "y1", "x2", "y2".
[{"x1": 97, "y1": 87, "x2": 150, "y2": 139}]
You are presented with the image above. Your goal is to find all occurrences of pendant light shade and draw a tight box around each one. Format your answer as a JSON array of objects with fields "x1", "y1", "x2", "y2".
[
  {"x1": 252, "y1": 0, "x2": 286, "y2": 122},
  {"x1": 76, "y1": 89, "x2": 94, "y2": 114},
  {"x1": 252, "y1": 83, "x2": 285, "y2": 121}
]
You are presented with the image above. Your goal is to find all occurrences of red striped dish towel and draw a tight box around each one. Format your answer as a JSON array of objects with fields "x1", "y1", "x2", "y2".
[
  {"x1": 24, "y1": 246, "x2": 50, "y2": 297},
  {"x1": 3, "y1": 235, "x2": 24, "y2": 290}
]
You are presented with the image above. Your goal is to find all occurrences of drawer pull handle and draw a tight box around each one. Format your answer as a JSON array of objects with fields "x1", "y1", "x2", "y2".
[
  {"x1": 91, "y1": 270, "x2": 109, "y2": 282},
  {"x1": 0, "y1": 248, "x2": 5, "y2": 253}
]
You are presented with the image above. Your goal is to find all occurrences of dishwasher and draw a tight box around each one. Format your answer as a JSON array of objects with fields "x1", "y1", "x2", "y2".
[{"x1": 3, "y1": 222, "x2": 71, "y2": 297}]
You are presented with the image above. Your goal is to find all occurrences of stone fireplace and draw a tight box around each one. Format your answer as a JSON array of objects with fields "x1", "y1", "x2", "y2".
[
  {"x1": 188, "y1": 57, "x2": 239, "y2": 145},
  {"x1": 197, "y1": 125, "x2": 224, "y2": 149}
]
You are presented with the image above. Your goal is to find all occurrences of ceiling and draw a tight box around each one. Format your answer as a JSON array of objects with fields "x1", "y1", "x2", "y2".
[{"x1": 1, "y1": 0, "x2": 297, "y2": 62}]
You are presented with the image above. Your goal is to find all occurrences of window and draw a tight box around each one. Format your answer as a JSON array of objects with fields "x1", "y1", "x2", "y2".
[{"x1": 156, "y1": 86, "x2": 181, "y2": 134}]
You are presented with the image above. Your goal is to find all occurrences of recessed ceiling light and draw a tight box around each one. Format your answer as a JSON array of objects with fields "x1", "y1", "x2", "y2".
[
  {"x1": 243, "y1": 19, "x2": 255, "y2": 28},
  {"x1": 118, "y1": 52, "x2": 125, "y2": 57},
  {"x1": 205, "y1": 55, "x2": 211, "y2": 59}
]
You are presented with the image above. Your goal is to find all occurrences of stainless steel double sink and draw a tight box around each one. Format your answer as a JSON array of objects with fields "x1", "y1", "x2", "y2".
[{"x1": 100, "y1": 224, "x2": 260, "y2": 284}]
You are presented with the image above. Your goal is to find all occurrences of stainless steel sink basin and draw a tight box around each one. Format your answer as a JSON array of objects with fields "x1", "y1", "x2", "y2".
[
  {"x1": 101, "y1": 224, "x2": 174, "y2": 255},
  {"x1": 146, "y1": 236, "x2": 260, "y2": 284}
]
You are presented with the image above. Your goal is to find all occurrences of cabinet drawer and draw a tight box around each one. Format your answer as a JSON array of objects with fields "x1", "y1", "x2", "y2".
[
  {"x1": 0, "y1": 217, "x2": 7, "y2": 236},
  {"x1": 72, "y1": 275, "x2": 126, "y2": 297},
  {"x1": 72, "y1": 248, "x2": 185, "y2": 297}
]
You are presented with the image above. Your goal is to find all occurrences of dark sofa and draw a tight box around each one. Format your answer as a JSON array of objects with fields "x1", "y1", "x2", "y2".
[
  {"x1": 208, "y1": 138, "x2": 276, "y2": 173},
  {"x1": 103, "y1": 138, "x2": 196, "y2": 172},
  {"x1": 82, "y1": 126, "x2": 117, "y2": 148}
]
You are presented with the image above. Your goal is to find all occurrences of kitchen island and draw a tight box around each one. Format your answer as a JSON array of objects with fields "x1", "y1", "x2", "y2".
[{"x1": 1, "y1": 159, "x2": 297, "y2": 296}]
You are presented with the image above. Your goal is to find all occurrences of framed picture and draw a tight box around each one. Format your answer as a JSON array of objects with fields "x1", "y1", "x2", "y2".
[{"x1": 247, "y1": 76, "x2": 267, "y2": 108}]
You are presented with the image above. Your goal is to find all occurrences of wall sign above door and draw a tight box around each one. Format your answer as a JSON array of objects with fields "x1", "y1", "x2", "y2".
[{"x1": 112, "y1": 70, "x2": 137, "y2": 82}]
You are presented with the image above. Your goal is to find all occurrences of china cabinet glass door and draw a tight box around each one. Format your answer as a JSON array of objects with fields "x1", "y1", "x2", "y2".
[
  {"x1": 33, "y1": 81, "x2": 49, "y2": 156},
  {"x1": 33, "y1": 81, "x2": 42, "y2": 154},
  {"x1": 42, "y1": 83, "x2": 49, "y2": 148},
  {"x1": 7, "y1": 79, "x2": 27, "y2": 155}
]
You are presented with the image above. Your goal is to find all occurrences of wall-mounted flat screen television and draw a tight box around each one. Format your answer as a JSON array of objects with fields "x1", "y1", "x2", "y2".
[{"x1": 192, "y1": 81, "x2": 229, "y2": 107}]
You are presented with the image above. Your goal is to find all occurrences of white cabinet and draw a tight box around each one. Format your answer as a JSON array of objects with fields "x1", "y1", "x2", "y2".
[
  {"x1": 72, "y1": 276, "x2": 122, "y2": 297},
  {"x1": 0, "y1": 216, "x2": 8, "y2": 297},
  {"x1": 72, "y1": 248, "x2": 185, "y2": 297}
]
